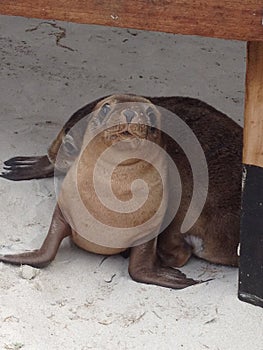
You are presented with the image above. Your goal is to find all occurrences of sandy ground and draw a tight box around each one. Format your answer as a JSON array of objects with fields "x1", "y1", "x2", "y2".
[{"x1": 0, "y1": 15, "x2": 262, "y2": 350}]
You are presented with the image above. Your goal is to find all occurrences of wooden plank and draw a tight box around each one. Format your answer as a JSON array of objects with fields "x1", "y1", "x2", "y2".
[
  {"x1": 1, "y1": 0, "x2": 263, "y2": 41},
  {"x1": 243, "y1": 42, "x2": 263, "y2": 168}
]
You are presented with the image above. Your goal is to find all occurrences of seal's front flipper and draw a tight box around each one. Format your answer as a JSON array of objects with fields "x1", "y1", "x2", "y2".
[
  {"x1": 0, "y1": 155, "x2": 54, "y2": 181},
  {"x1": 0, "y1": 205, "x2": 71, "y2": 268},
  {"x1": 128, "y1": 238, "x2": 199, "y2": 289}
]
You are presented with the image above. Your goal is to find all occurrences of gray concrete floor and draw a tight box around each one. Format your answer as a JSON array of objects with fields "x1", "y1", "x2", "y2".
[{"x1": 0, "y1": 15, "x2": 262, "y2": 350}]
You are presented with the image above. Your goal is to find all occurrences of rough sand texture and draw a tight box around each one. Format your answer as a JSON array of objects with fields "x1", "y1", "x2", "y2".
[{"x1": 0, "y1": 15, "x2": 262, "y2": 350}]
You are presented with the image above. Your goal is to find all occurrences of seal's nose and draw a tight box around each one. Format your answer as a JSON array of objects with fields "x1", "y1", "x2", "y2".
[{"x1": 123, "y1": 109, "x2": 136, "y2": 123}]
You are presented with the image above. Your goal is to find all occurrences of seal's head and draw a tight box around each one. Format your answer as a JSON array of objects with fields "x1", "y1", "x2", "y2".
[
  {"x1": 88, "y1": 94, "x2": 163, "y2": 147},
  {"x1": 55, "y1": 94, "x2": 163, "y2": 172}
]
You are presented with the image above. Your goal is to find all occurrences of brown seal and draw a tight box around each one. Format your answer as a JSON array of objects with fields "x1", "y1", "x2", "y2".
[
  {"x1": 0, "y1": 94, "x2": 242, "y2": 289},
  {"x1": 57, "y1": 94, "x2": 169, "y2": 255}
]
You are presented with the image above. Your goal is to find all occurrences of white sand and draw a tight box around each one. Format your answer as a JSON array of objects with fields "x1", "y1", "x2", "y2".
[{"x1": 0, "y1": 15, "x2": 262, "y2": 350}]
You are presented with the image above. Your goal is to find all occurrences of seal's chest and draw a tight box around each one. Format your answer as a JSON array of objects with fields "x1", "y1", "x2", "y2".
[
  {"x1": 58, "y1": 157, "x2": 169, "y2": 251},
  {"x1": 84, "y1": 162, "x2": 165, "y2": 228}
]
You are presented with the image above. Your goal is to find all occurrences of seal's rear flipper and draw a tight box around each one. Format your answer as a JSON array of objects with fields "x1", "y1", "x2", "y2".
[
  {"x1": 0, "y1": 205, "x2": 71, "y2": 268},
  {"x1": 0, "y1": 155, "x2": 54, "y2": 181},
  {"x1": 128, "y1": 238, "x2": 200, "y2": 289}
]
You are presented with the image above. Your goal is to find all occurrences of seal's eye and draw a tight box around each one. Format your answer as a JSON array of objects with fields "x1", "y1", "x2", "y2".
[
  {"x1": 146, "y1": 107, "x2": 157, "y2": 129},
  {"x1": 100, "y1": 103, "x2": 111, "y2": 118},
  {"x1": 63, "y1": 135, "x2": 79, "y2": 156}
]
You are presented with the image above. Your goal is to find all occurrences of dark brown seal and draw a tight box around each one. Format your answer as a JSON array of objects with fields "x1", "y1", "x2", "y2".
[{"x1": 0, "y1": 94, "x2": 242, "y2": 289}]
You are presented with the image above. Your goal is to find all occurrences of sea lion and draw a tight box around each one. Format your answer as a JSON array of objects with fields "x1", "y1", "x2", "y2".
[{"x1": 0, "y1": 94, "x2": 242, "y2": 289}]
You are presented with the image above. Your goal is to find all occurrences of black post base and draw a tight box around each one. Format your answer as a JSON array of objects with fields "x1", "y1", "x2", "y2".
[{"x1": 238, "y1": 164, "x2": 263, "y2": 308}]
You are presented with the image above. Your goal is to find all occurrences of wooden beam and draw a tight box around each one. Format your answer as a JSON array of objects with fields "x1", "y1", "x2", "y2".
[
  {"x1": 1, "y1": 1, "x2": 263, "y2": 41},
  {"x1": 239, "y1": 41, "x2": 263, "y2": 308},
  {"x1": 243, "y1": 42, "x2": 263, "y2": 168}
]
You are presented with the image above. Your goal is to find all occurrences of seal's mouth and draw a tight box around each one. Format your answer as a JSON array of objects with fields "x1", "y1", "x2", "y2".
[
  {"x1": 105, "y1": 124, "x2": 148, "y2": 142},
  {"x1": 119, "y1": 129, "x2": 136, "y2": 139},
  {"x1": 122, "y1": 131, "x2": 132, "y2": 136}
]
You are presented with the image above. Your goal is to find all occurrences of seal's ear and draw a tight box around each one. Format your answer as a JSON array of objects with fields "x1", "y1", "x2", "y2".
[
  {"x1": 62, "y1": 134, "x2": 79, "y2": 157},
  {"x1": 53, "y1": 131, "x2": 81, "y2": 173},
  {"x1": 53, "y1": 116, "x2": 88, "y2": 173}
]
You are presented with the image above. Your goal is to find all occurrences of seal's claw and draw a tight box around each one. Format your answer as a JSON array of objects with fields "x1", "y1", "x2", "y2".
[
  {"x1": 200, "y1": 278, "x2": 214, "y2": 284},
  {"x1": 0, "y1": 155, "x2": 54, "y2": 181},
  {"x1": 0, "y1": 251, "x2": 49, "y2": 268},
  {"x1": 129, "y1": 240, "x2": 202, "y2": 290},
  {"x1": 4, "y1": 156, "x2": 40, "y2": 166},
  {"x1": 129, "y1": 263, "x2": 200, "y2": 289}
]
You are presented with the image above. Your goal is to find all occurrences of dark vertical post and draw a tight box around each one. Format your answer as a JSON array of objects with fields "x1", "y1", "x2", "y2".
[{"x1": 238, "y1": 42, "x2": 263, "y2": 307}]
